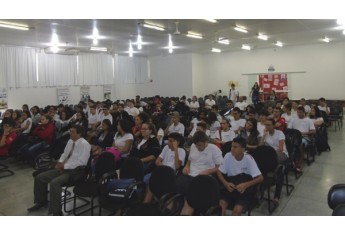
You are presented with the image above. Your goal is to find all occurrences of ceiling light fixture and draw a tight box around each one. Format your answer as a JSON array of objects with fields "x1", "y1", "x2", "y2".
[
  {"x1": 205, "y1": 19, "x2": 217, "y2": 23},
  {"x1": 186, "y1": 31, "x2": 203, "y2": 39},
  {"x1": 257, "y1": 34, "x2": 268, "y2": 40},
  {"x1": 337, "y1": 19, "x2": 345, "y2": 25},
  {"x1": 50, "y1": 32, "x2": 60, "y2": 53},
  {"x1": 137, "y1": 35, "x2": 142, "y2": 50},
  {"x1": 211, "y1": 48, "x2": 221, "y2": 53},
  {"x1": 274, "y1": 41, "x2": 283, "y2": 47},
  {"x1": 321, "y1": 37, "x2": 330, "y2": 43},
  {"x1": 0, "y1": 21, "x2": 30, "y2": 31},
  {"x1": 92, "y1": 27, "x2": 99, "y2": 45},
  {"x1": 168, "y1": 34, "x2": 173, "y2": 53},
  {"x1": 218, "y1": 38, "x2": 230, "y2": 45},
  {"x1": 234, "y1": 26, "x2": 248, "y2": 33},
  {"x1": 129, "y1": 41, "x2": 133, "y2": 57},
  {"x1": 142, "y1": 22, "x2": 165, "y2": 31},
  {"x1": 241, "y1": 44, "x2": 251, "y2": 50},
  {"x1": 90, "y1": 47, "x2": 107, "y2": 52}
]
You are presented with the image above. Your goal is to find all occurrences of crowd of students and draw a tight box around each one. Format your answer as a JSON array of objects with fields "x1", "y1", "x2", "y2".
[{"x1": 0, "y1": 94, "x2": 336, "y2": 215}]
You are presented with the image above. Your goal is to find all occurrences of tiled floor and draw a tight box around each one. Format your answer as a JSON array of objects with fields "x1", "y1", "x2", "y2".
[{"x1": 0, "y1": 124, "x2": 343, "y2": 216}]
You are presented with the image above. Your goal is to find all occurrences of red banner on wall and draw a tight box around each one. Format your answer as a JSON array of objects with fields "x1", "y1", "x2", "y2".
[{"x1": 258, "y1": 74, "x2": 288, "y2": 100}]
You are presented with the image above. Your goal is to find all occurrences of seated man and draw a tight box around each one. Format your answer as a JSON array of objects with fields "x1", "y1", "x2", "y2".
[
  {"x1": 217, "y1": 137, "x2": 263, "y2": 216},
  {"x1": 27, "y1": 125, "x2": 91, "y2": 216}
]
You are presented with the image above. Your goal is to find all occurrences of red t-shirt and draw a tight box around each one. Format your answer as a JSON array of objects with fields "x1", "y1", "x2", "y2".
[{"x1": 0, "y1": 131, "x2": 17, "y2": 157}]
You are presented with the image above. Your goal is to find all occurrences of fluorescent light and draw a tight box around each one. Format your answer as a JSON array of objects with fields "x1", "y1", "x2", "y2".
[
  {"x1": 168, "y1": 34, "x2": 173, "y2": 53},
  {"x1": 218, "y1": 38, "x2": 230, "y2": 45},
  {"x1": 205, "y1": 19, "x2": 217, "y2": 23},
  {"x1": 241, "y1": 44, "x2": 251, "y2": 50},
  {"x1": 0, "y1": 21, "x2": 30, "y2": 30},
  {"x1": 93, "y1": 38, "x2": 98, "y2": 45},
  {"x1": 322, "y1": 37, "x2": 330, "y2": 43},
  {"x1": 92, "y1": 27, "x2": 99, "y2": 45},
  {"x1": 142, "y1": 23, "x2": 165, "y2": 31},
  {"x1": 129, "y1": 41, "x2": 133, "y2": 57},
  {"x1": 274, "y1": 41, "x2": 283, "y2": 47},
  {"x1": 186, "y1": 31, "x2": 203, "y2": 39},
  {"x1": 337, "y1": 19, "x2": 345, "y2": 25},
  {"x1": 211, "y1": 48, "x2": 221, "y2": 53},
  {"x1": 234, "y1": 26, "x2": 248, "y2": 33},
  {"x1": 257, "y1": 34, "x2": 268, "y2": 40},
  {"x1": 50, "y1": 46, "x2": 59, "y2": 53},
  {"x1": 137, "y1": 35, "x2": 142, "y2": 50},
  {"x1": 90, "y1": 47, "x2": 107, "y2": 52}
]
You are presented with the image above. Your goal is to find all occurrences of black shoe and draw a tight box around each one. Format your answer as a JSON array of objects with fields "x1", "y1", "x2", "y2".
[
  {"x1": 53, "y1": 211, "x2": 63, "y2": 216},
  {"x1": 27, "y1": 202, "x2": 48, "y2": 212}
]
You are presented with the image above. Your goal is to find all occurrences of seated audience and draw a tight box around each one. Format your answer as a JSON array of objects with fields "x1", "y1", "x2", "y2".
[
  {"x1": 238, "y1": 118, "x2": 260, "y2": 151},
  {"x1": 0, "y1": 120, "x2": 17, "y2": 158}
]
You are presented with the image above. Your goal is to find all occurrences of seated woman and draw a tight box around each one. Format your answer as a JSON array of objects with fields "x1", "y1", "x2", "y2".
[
  {"x1": 212, "y1": 119, "x2": 236, "y2": 148},
  {"x1": 309, "y1": 106, "x2": 324, "y2": 128},
  {"x1": 238, "y1": 118, "x2": 260, "y2": 152},
  {"x1": 91, "y1": 119, "x2": 115, "y2": 156},
  {"x1": 11, "y1": 110, "x2": 33, "y2": 150},
  {"x1": 19, "y1": 115, "x2": 55, "y2": 162},
  {"x1": 132, "y1": 112, "x2": 150, "y2": 140},
  {"x1": 69, "y1": 111, "x2": 88, "y2": 136},
  {"x1": 112, "y1": 119, "x2": 134, "y2": 159},
  {"x1": 130, "y1": 122, "x2": 161, "y2": 174},
  {"x1": 11, "y1": 110, "x2": 22, "y2": 129},
  {"x1": 0, "y1": 120, "x2": 17, "y2": 158}
]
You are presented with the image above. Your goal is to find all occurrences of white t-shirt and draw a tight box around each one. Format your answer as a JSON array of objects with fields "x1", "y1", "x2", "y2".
[
  {"x1": 189, "y1": 143, "x2": 223, "y2": 177},
  {"x1": 263, "y1": 130, "x2": 288, "y2": 156},
  {"x1": 219, "y1": 152, "x2": 261, "y2": 178},
  {"x1": 230, "y1": 118, "x2": 246, "y2": 132},
  {"x1": 288, "y1": 117, "x2": 315, "y2": 134},
  {"x1": 303, "y1": 105, "x2": 311, "y2": 114},
  {"x1": 88, "y1": 113, "x2": 99, "y2": 128},
  {"x1": 318, "y1": 105, "x2": 330, "y2": 114},
  {"x1": 235, "y1": 101, "x2": 248, "y2": 111},
  {"x1": 98, "y1": 113, "x2": 113, "y2": 124},
  {"x1": 21, "y1": 117, "x2": 32, "y2": 134},
  {"x1": 168, "y1": 122, "x2": 185, "y2": 136},
  {"x1": 157, "y1": 128, "x2": 164, "y2": 146},
  {"x1": 189, "y1": 101, "x2": 200, "y2": 111},
  {"x1": 212, "y1": 129, "x2": 236, "y2": 143},
  {"x1": 209, "y1": 121, "x2": 221, "y2": 137},
  {"x1": 205, "y1": 99, "x2": 216, "y2": 109},
  {"x1": 189, "y1": 127, "x2": 211, "y2": 138},
  {"x1": 257, "y1": 122, "x2": 265, "y2": 137},
  {"x1": 282, "y1": 113, "x2": 297, "y2": 126},
  {"x1": 310, "y1": 117, "x2": 324, "y2": 126},
  {"x1": 159, "y1": 145, "x2": 186, "y2": 171},
  {"x1": 113, "y1": 132, "x2": 134, "y2": 157},
  {"x1": 125, "y1": 107, "x2": 140, "y2": 117},
  {"x1": 229, "y1": 89, "x2": 239, "y2": 102}
]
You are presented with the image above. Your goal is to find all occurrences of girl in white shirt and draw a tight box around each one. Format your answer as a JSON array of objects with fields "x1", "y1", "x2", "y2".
[{"x1": 113, "y1": 119, "x2": 134, "y2": 158}]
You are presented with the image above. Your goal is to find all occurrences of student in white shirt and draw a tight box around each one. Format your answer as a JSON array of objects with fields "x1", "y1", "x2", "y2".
[
  {"x1": 205, "y1": 94, "x2": 216, "y2": 109},
  {"x1": 217, "y1": 137, "x2": 263, "y2": 216},
  {"x1": 189, "y1": 96, "x2": 200, "y2": 113},
  {"x1": 88, "y1": 105, "x2": 99, "y2": 130},
  {"x1": 229, "y1": 83, "x2": 239, "y2": 102},
  {"x1": 125, "y1": 100, "x2": 140, "y2": 117},
  {"x1": 230, "y1": 107, "x2": 246, "y2": 134},
  {"x1": 212, "y1": 119, "x2": 236, "y2": 146},
  {"x1": 300, "y1": 98, "x2": 311, "y2": 115},
  {"x1": 309, "y1": 106, "x2": 324, "y2": 127},
  {"x1": 318, "y1": 97, "x2": 330, "y2": 115},
  {"x1": 165, "y1": 111, "x2": 185, "y2": 136},
  {"x1": 113, "y1": 119, "x2": 134, "y2": 158},
  {"x1": 234, "y1": 96, "x2": 248, "y2": 111}
]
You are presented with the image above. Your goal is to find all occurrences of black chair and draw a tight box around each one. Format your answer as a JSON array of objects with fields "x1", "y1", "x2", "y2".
[
  {"x1": 332, "y1": 204, "x2": 345, "y2": 216},
  {"x1": 251, "y1": 145, "x2": 279, "y2": 214},
  {"x1": 186, "y1": 175, "x2": 221, "y2": 216},
  {"x1": 0, "y1": 157, "x2": 14, "y2": 179},
  {"x1": 285, "y1": 128, "x2": 303, "y2": 180},
  {"x1": 72, "y1": 152, "x2": 117, "y2": 215},
  {"x1": 328, "y1": 184, "x2": 345, "y2": 216},
  {"x1": 98, "y1": 157, "x2": 145, "y2": 216},
  {"x1": 329, "y1": 104, "x2": 343, "y2": 131}
]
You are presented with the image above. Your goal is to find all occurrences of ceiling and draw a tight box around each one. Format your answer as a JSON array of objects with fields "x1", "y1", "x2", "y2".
[{"x1": 0, "y1": 19, "x2": 344, "y2": 56}]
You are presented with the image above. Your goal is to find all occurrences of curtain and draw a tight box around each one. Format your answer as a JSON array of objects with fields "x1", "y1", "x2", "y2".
[
  {"x1": 0, "y1": 46, "x2": 37, "y2": 88},
  {"x1": 37, "y1": 52, "x2": 77, "y2": 87},
  {"x1": 116, "y1": 55, "x2": 149, "y2": 84},
  {"x1": 78, "y1": 54, "x2": 114, "y2": 85}
]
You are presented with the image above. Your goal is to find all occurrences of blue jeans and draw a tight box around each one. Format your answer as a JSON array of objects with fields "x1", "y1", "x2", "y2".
[{"x1": 20, "y1": 141, "x2": 49, "y2": 161}]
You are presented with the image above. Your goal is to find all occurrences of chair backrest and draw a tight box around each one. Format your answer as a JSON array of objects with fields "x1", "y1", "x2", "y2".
[
  {"x1": 119, "y1": 157, "x2": 144, "y2": 182},
  {"x1": 285, "y1": 128, "x2": 302, "y2": 157},
  {"x1": 95, "y1": 152, "x2": 117, "y2": 181},
  {"x1": 149, "y1": 165, "x2": 177, "y2": 199},
  {"x1": 186, "y1": 175, "x2": 220, "y2": 215},
  {"x1": 251, "y1": 145, "x2": 277, "y2": 176},
  {"x1": 158, "y1": 192, "x2": 185, "y2": 216},
  {"x1": 328, "y1": 184, "x2": 345, "y2": 210},
  {"x1": 332, "y1": 204, "x2": 345, "y2": 216}
]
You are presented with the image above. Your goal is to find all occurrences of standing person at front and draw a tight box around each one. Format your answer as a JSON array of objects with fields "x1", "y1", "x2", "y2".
[
  {"x1": 27, "y1": 125, "x2": 91, "y2": 216},
  {"x1": 249, "y1": 82, "x2": 260, "y2": 106},
  {"x1": 229, "y1": 83, "x2": 239, "y2": 103}
]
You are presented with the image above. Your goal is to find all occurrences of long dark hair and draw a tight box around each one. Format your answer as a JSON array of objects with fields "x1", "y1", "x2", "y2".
[{"x1": 246, "y1": 118, "x2": 259, "y2": 145}]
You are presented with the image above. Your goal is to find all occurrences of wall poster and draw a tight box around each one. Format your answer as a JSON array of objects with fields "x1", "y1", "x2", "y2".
[
  {"x1": 57, "y1": 88, "x2": 71, "y2": 105},
  {"x1": 258, "y1": 74, "x2": 288, "y2": 100}
]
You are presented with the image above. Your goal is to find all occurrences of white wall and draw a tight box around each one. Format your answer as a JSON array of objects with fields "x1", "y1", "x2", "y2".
[
  {"x1": 6, "y1": 42, "x2": 345, "y2": 109},
  {"x1": 196, "y1": 41, "x2": 345, "y2": 100}
]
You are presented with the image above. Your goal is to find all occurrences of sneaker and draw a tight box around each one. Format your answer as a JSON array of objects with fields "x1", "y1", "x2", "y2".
[{"x1": 27, "y1": 202, "x2": 48, "y2": 212}]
